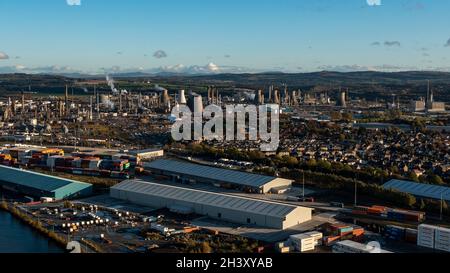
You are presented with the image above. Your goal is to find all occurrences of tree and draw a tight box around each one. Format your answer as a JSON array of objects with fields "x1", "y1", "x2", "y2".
[
  {"x1": 306, "y1": 159, "x2": 317, "y2": 168},
  {"x1": 342, "y1": 112, "x2": 353, "y2": 122},
  {"x1": 428, "y1": 175, "x2": 444, "y2": 185},
  {"x1": 390, "y1": 166, "x2": 399, "y2": 175},
  {"x1": 284, "y1": 156, "x2": 298, "y2": 167},
  {"x1": 317, "y1": 160, "x2": 332, "y2": 171},
  {"x1": 330, "y1": 111, "x2": 342, "y2": 121},
  {"x1": 404, "y1": 194, "x2": 417, "y2": 207},
  {"x1": 418, "y1": 199, "x2": 426, "y2": 210},
  {"x1": 408, "y1": 172, "x2": 419, "y2": 182},
  {"x1": 201, "y1": 242, "x2": 212, "y2": 253}
]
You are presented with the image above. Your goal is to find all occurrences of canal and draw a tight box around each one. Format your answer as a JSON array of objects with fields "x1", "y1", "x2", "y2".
[{"x1": 0, "y1": 210, "x2": 64, "y2": 253}]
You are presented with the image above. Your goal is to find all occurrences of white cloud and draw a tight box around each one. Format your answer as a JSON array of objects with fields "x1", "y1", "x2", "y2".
[
  {"x1": 153, "y1": 50, "x2": 167, "y2": 59},
  {"x1": 384, "y1": 41, "x2": 401, "y2": 47},
  {"x1": 66, "y1": 0, "x2": 81, "y2": 6},
  {"x1": 0, "y1": 65, "x2": 82, "y2": 74},
  {"x1": 15, "y1": 65, "x2": 26, "y2": 70},
  {"x1": 445, "y1": 38, "x2": 450, "y2": 47},
  {"x1": 0, "y1": 52, "x2": 9, "y2": 60},
  {"x1": 317, "y1": 64, "x2": 419, "y2": 72},
  {"x1": 318, "y1": 65, "x2": 376, "y2": 72},
  {"x1": 366, "y1": 0, "x2": 381, "y2": 6},
  {"x1": 206, "y1": 62, "x2": 220, "y2": 72},
  {"x1": 156, "y1": 63, "x2": 220, "y2": 74}
]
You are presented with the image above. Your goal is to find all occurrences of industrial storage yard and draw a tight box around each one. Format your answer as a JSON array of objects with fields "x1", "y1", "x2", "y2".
[{"x1": 1, "y1": 144, "x2": 450, "y2": 253}]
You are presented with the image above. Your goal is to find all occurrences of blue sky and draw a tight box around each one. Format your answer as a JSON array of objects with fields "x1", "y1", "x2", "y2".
[{"x1": 0, "y1": 0, "x2": 449, "y2": 74}]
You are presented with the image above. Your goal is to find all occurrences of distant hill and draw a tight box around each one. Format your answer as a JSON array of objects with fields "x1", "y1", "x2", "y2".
[
  {"x1": 2, "y1": 70, "x2": 450, "y2": 85},
  {"x1": 103, "y1": 71, "x2": 450, "y2": 88}
]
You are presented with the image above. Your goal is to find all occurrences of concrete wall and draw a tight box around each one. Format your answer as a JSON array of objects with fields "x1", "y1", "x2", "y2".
[
  {"x1": 54, "y1": 183, "x2": 93, "y2": 200},
  {"x1": 0, "y1": 181, "x2": 55, "y2": 198},
  {"x1": 282, "y1": 207, "x2": 313, "y2": 229},
  {"x1": 262, "y1": 178, "x2": 293, "y2": 193}
]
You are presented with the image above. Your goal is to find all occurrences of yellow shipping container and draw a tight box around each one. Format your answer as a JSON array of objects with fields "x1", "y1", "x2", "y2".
[
  {"x1": 0, "y1": 154, "x2": 13, "y2": 161},
  {"x1": 42, "y1": 149, "x2": 65, "y2": 156}
]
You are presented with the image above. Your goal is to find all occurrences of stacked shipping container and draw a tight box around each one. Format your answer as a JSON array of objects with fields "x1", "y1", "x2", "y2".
[
  {"x1": 322, "y1": 224, "x2": 365, "y2": 246},
  {"x1": 435, "y1": 227, "x2": 450, "y2": 252},
  {"x1": 289, "y1": 234, "x2": 316, "y2": 252},
  {"x1": 418, "y1": 224, "x2": 450, "y2": 252},
  {"x1": 352, "y1": 205, "x2": 425, "y2": 222},
  {"x1": 418, "y1": 224, "x2": 437, "y2": 249},
  {"x1": 1, "y1": 148, "x2": 132, "y2": 180}
]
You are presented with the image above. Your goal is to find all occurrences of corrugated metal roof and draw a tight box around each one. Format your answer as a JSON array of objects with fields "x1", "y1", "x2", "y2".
[
  {"x1": 383, "y1": 179, "x2": 450, "y2": 202},
  {"x1": 145, "y1": 159, "x2": 283, "y2": 188},
  {"x1": 0, "y1": 165, "x2": 91, "y2": 192},
  {"x1": 112, "y1": 179, "x2": 303, "y2": 218}
]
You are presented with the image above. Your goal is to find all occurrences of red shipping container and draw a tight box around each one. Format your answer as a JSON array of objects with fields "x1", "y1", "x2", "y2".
[{"x1": 352, "y1": 228, "x2": 365, "y2": 237}]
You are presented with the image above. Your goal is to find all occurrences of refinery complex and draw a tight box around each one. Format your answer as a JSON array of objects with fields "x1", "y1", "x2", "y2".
[
  {"x1": 1, "y1": 72, "x2": 450, "y2": 255},
  {"x1": 2, "y1": 3, "x2": 450, "y2": 269}
]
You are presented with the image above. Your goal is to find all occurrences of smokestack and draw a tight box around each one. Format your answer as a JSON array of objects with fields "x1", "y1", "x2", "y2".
[
  {"x1": 291, "y1": 90, "x2": 297, "y2": 106},
  {"x1": 274, "y1": 89, "x2": 280, "y2": 104},
  {"x1": 428, "y1": 80, "x2": 434, "y2": 104},
  {"x1": 256, "y1": 90, "x2": 264, "y2": 105},
  {"x1": 21, "y1": 91, "x2": 25, "y2": 115},
  {"x1": 283, "y1": 85, "x2": 288, "y2": 104},
  {"x1": 216, "y1": 88, "x2": 220, "y2": 105},
  {"x1": 268, "y1": 85, "x2": 273, "y2": 103},
  {"x1": 65, "y1": 85, "x2": 69, "y2": 116},
  {"x1": 89, "y1": 96, "x2": 93, "y2": 121},
  {"x1": 207, "y1": 86, "x2": 211, "y2": 104},
  {"x1": 119, "y1": 93, "x2": 122, "y2": 113}
]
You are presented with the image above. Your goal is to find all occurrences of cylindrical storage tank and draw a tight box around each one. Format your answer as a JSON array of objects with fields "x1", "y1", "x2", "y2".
[
  {"x1": 100, "y1": 94, "x2": 110, "y2": 104},
  {"x1": 193, "y1": 95, "x2": 203, "y2": 113}
]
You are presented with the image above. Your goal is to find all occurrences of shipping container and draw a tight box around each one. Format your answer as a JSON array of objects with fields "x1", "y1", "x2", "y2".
[
  {"x1": 323, "y1": 235, "x2": 341, "y2": 246},
  {"x1": 352, "y1": 228, "x2": 365, "y2": 237},
  {"x1": 418, "y1": 224, "x2": 436, "y2": 249},
  {"x1": 289, "y1": 234, "x2": 315, "y2": 252}
]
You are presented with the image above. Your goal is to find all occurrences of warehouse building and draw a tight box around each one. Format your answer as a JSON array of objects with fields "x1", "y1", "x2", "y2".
[
  {"x1": 129, "y1": 148, "x2": 164, "y2": 164},
  {"x1": 383, "y1": 179, "x2": 450, "y2": 202},
  {"x1": 0, "y1": 165, "x2": 93, "y2": 200},
  {"x1": 111, "y1": 179, "x2": 312, "y2": 229},
  {"x1": 144, "y1": 159, "x2": 293, "y2": 194}
]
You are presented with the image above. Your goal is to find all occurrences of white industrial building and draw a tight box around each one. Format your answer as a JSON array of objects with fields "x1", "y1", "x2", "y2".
[
  {"x1": 111, "y1": 179, "x2": 312, "y2": 230},
  {"x1": 129, "y1": 148, "x2": 164, "y2": 164},
  {"x1": 145, "y1": 159, "x2": 293, "y2": 194}
]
